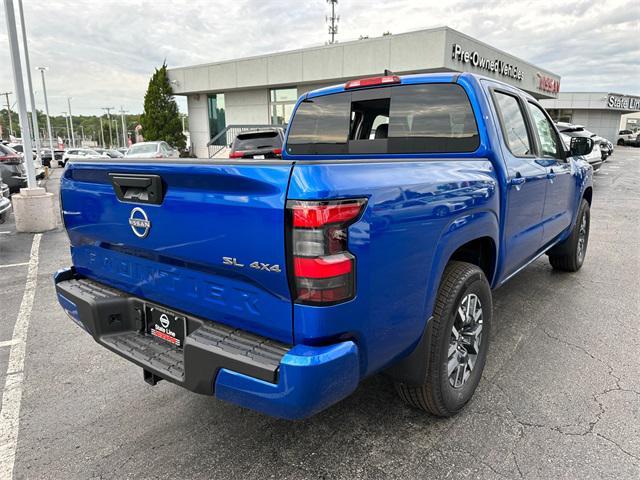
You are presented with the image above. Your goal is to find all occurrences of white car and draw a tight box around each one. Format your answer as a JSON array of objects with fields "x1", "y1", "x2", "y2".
[
  {"x1": 61, "y1": 148, "x2": 102, "y2": 167},
  {"x1": 125, "y1": 141, "x2": 179, "y2": 159},
  {"x1": 617, "y1": 129, "x2": 637, "y2": 146}
]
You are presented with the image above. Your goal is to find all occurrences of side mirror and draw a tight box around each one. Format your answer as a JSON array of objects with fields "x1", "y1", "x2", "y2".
[{"x1": 569, "y1": 137, "x2": 594, "y2": 157}]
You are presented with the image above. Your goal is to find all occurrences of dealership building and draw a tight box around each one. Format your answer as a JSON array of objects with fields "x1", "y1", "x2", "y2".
[
  {"x1": 167, "y1": 26, "x2": 635, "y2": 157},
  {"x1": 541, "y1": 93, "x2": 640, "y2": 142}
]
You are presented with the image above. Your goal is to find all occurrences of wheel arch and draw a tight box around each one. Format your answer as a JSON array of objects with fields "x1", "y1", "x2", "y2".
[{"x1": 385, "y1": 211, "x2": 498, "y2": 385}]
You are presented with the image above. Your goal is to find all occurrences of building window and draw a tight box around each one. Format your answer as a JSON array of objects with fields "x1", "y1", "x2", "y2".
[
  {"x1": 208, "y1": 94, "x2": 226, "y2": 140},
  {"x1": 270, "y1": 88, "x2": 297, "y2": 125},
  {"x1": 546, "y1": 108, "x2": 573, "y2": 124}
]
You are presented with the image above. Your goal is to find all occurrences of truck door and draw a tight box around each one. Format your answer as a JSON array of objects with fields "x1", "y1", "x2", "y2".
[
  {"x1": 525, "y1": 101, "x2": 574, "y2": 244},
  {"x1": 491, "y1": 89, "x2": 548, "y2": 277}
]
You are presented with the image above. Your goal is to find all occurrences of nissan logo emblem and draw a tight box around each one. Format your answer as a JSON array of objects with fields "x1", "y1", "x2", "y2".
[
  {"x1": 128, "y1": 207, "x2": 151, "y2": 238},
  {"x1": 159, "y1": 313, "x2": 170, "y2": 329}
]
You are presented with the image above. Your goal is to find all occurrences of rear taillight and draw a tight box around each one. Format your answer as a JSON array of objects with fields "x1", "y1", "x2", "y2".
[
  {"x1": 287, "y1": 198, "x2": 366, "y2": 305},
  {"x1": 229, "y1": 151, "x2": 245, "y2": 158},
  {"x1": 345, "y1": 75, "x2": 400, "y2": 89}
]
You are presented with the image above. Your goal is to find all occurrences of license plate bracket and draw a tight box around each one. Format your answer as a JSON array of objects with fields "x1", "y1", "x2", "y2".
[{"x1": 146, "y1": 306, "x2": 186, "y2": 348}]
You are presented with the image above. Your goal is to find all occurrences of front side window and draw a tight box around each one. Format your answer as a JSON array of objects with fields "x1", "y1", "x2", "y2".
[
  {"x1": 527, "y1": 102, "x2": 561, "y2": 159},
  {"x1": 493, "y1": 91, "x2": 532, "y2": 157}
]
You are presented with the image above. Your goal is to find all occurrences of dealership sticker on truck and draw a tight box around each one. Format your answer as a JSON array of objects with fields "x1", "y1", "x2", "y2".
[{"x1": 147, "y1": 307, "x2": 186, "y2": 347}]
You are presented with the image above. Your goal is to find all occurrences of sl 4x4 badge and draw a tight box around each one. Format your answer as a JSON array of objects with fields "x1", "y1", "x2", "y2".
[{"x1": 222, "y1": 257, "x2": 282, "y2": 273}]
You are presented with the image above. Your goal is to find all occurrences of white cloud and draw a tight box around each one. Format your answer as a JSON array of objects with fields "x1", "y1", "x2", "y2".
[{"x1": 0, "y1": 0, "x2": 637, "y2": 115}]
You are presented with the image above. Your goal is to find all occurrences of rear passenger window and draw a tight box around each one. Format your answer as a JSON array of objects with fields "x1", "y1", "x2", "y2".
[
  {"x1": 388, "y1": 84, "x2": 479, "y2": 153},
  {"x1": 493, "y1": 92, "x2": 532, "y2": 157},
  {"x1": 286, "y1": 83, "x2": 479, "y2": 155}
]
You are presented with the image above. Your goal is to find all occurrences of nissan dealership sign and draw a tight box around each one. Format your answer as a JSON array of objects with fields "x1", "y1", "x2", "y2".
[{"x1": 451, "y1": 44, "x2": 524, "y2": 81}]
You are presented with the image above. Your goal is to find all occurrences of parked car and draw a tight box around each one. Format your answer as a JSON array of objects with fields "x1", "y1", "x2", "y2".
[
  {"x1": 617, "y1": 129, "x2": 636, "y2": 146},
  {"x1": 0, "y1": 193, "x2": 10, "y2": 223},
  {"x1": 94, "y1": 148, "x2": 125, "y2": 158},
  {"x1": 41, "y1": 148, "x2": 65, "y2": 167},
  {"x1": 556, "y1": 124, "x2": 603, "y2": 170},
  {"x1": 229, "y1": 128, "x2": 285, "y2": 159},
  {"x1": 55, "y1": 72, "x2": 594, "y2": 421},
  {"x1": 0, "y1": 144, "x2": 26, "y2": 193},
  {"x1": 61, "y1": 148, "x2": 102, "y2": 167},
  {"x1": 117, "y1": 147, "x2": 129, "y2": 155},
  {"x1": 125, "y1": 141, "x2": 178, "y2": 159},
  {"x1": 5, "y1": 143, "x2": 45, "y2": 179}
]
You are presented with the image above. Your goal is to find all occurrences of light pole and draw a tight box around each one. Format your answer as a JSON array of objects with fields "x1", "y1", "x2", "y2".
[
  {"x1": 67, "y1": 97, "x2": 75, "y2": 147},
  {"x1": 17, "y1": 0, "x2": 42, "y2": 164},
  {"x1": 61, "y1": 111, "x2": 70, "y2": 145},
  {"x1": 113, "y1": 119, "x2": 119, "y2": 147},
  {"x1": 119, "y1": 106, "x2": 128, "y2": 148},
  {"x1": 3, "y1": 0, "x2": 35, "y2": 187},
  {"x1": 99, "y1": 116, "x2": 105, "y2": 147},
  {"x1": 36, "y1": 67, "x2": 55, "y2": 161},
  {"x1": 102, "y1": 107, "x2": 114, "y2": 147}
]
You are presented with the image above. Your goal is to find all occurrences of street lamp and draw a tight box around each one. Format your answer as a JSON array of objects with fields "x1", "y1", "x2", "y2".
[
  {"x1": 3, "y1": 0, "x2": 35, "y2": 187},
  {"x1": 67, "y1": 97, "x2": 75, "y2": 147},
  {"x1": 17, "y1": 0, "x2": 42, "y2": 164},
  {"x1": 36, "y1": 66, "x2": 55, "y2": 161}
]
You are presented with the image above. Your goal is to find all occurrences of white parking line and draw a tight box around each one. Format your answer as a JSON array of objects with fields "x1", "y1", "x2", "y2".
[
  {"x1": 0, "y1": 263, "x2": 28, "y2": 269},
  {"x1": 0, "y1": 341, "x2": 20, "y2": 349},
  {"x1": 0, "y1": 233, "x2": 41, "y2": 480}
]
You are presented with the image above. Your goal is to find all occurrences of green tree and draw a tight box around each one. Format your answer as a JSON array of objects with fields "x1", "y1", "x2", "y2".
[{"x1": 140, "y1": 63, "x2": 185, "y2": 149}]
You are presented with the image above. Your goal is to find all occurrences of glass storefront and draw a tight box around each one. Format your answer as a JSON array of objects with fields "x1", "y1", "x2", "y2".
[
  {"x1": 208, "y1": 94, "x2": 226, "y2": 139},
  {"x1": 270, "y1": 88, "x2": 297, "y2": 125},
  {"x1": 546, "y1": 109, "x2": 573, "y2": 123}
]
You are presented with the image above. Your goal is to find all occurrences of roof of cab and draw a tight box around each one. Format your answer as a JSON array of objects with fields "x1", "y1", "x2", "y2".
[{"x1": 303, "y1": 71, "x2": 536, "y2": 102}]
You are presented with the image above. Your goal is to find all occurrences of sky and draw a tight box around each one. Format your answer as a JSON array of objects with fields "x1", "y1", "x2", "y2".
[{"x1": 0, "y1": 0, "x2": 638, "y2": 116}]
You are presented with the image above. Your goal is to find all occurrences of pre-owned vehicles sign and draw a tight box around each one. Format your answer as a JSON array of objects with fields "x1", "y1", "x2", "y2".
[{"x1": 451, "y1": 44, "x2": 524, "y2": 81}]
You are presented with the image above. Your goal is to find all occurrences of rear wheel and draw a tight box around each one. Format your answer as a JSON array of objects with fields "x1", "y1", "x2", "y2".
[
  {"x1": 395, "y1": 261, "x2": 492, "y2": 416},
  {"x1": 548, "y1": 199, "x2": 590, "y2": 272}
]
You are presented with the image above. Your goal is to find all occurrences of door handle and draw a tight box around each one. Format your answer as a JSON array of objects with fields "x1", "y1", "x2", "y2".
[
  {"x1": 510, "y1": 177, "x2": 526, "y2": 186},
  {"x1": 547, "y1": 169, "x2": 556, "y2": 180}
]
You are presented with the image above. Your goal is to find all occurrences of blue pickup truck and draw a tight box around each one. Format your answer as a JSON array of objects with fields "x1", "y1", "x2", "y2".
[{"x1": 55, "y1": 73, "x2": 595, "y2": 420}]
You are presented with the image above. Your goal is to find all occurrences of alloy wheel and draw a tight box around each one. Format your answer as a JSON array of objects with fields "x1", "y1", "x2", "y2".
[{"x1": 448, "y1": 293, "x2": 483, "y2": 389}]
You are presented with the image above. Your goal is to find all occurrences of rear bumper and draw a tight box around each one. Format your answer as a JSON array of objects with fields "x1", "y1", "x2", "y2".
[{"x1": 54, "y1": 268, "x2": 359, "y2": 420}]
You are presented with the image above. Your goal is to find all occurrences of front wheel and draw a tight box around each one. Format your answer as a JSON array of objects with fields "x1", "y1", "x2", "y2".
[
  {"x1": 548, "y1": 199, "x2": 590, "y2": 272},
  {"x1": 395, "y1": 261, "x2": 492, "y2": 417}
]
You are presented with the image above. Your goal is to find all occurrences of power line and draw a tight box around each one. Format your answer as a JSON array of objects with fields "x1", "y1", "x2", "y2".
[{"x1": 326, "y1": 0, "x2": 339, "y2": 44}]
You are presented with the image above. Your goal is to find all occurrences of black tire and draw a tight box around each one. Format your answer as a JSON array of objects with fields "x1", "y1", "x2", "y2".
[
  {"x1": 395, "y1": 261, "x2": 492, "y2": 417},
  {"x1": 548, "y1": 199, "x2": 590, "y2": 272},
  {"x1": 617, "y1": 139, "x2": 625, "y2": 146}
]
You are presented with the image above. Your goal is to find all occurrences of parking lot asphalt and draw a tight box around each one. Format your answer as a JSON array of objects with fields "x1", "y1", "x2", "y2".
[{"x1": 0, "y1": 151, "x2": 639, "y2": 479}]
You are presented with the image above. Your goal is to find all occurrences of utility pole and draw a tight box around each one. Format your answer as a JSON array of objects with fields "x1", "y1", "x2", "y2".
[
  {"x1": 118, "y1": 106, "x2": 128, "y2": 148},
  {"x1": 1, "y1": 92, "x2": 13, "y2": 137},
  {"x1": 80, "y1": 124, "x2": 84, "y2": 145},
  {"x1": 36, "y1": 66, "x2": 55, "y2": 160},
  {"x1": 67, "y1": 97, "x2": 76, "y2": 147},
  {"x1": 17, "y1": 0, "x2": 42, "y2": 164},
  {"x1": 99, "y1": 116, "x2": 105, "y2": 147},
  {"x1": 102, "y1": 107, "x2": 114, "y2": 147},
  {"x1": 326, "y1": 0, "x2": 339, "y2": 44},
  {"x1": 3, "y1": 0, "x2": 36, "y2": 189}
]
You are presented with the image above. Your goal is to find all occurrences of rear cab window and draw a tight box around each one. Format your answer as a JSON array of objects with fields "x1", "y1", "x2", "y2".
[
  {"x1": 233, "y1": 131, "x2": 282, "y2": 151},
  {"x1": 286, "y1": 83, "x2": 479, "y2": 156}
]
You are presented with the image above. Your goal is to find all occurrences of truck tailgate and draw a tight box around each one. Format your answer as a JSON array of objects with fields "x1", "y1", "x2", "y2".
[{"x1": 61, "y1": 160, "x2": 294, "y2": 343}]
